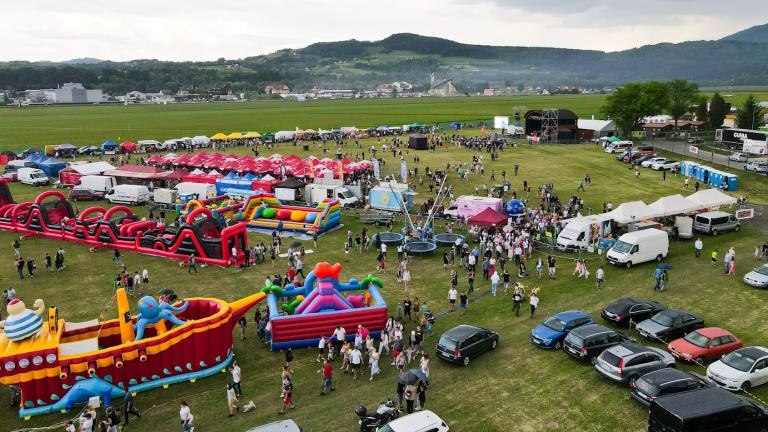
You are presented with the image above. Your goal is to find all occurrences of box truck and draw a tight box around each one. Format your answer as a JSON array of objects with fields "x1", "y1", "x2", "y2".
[
  {"x1": 105, "y1": 185, "x2": 151, "y2": 205},
  {"x1": 305, "y1": 183, "x2": 359, "y2": 207},
  {"x1": 606, "y1": 228, "x2": 669, "y2": 268},
  {"x1": 17, "y1": 167, "x2": 50, "y2": 186},
  {"x1": 151, "y1": 188, "x2": 179, "y2": 209},
  {"x1": 175, "y1": 182, "x2": 217, "y2": 201},
  {"x1": 75, "y1": 175, "x2": 117, "y2": 195}
]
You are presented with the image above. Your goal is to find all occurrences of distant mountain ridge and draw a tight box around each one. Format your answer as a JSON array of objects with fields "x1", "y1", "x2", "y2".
[{"x1": 1, "y1": 24, "x2": 768, "y2": 94}]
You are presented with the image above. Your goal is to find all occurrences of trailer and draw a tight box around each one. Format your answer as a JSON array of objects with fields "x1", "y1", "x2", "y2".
[{"x1": 359, "y1": 209, "x2": 395, "y2": 226}]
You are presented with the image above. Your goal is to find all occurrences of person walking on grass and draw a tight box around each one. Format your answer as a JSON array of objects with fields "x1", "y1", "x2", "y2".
[
  {"x1": 459, "y1": 291, "x2": 468, "y2": 314},
  {"x1": 122, "y1": 391, "x2": 141, "y2": 426},
  {"x1": 529, "y1": 292, "x2": 539, "y2": 318},
  {"x1": 12, "y1": 239, "x2": 20, "y2": 258},
  {"x1": 350, "y1": 346, "x2": 362, "y2": 379},
  {"x1": 547, "y1": 255, "x2": 556, "y2": 279},
  {"x1": 711, "y1": 249, "x2": 718, "y2": 266},
  {"x1": 320, "y1": 359, "x2": 335, "y2": 394},
  {"x1": 279, "y1": 376, "x2": 295, "y2": 414},
  {"x1": 226, "y1": 383, "x2": 239, "y2": 417},
  {"x1": 369, "y1": 348, "x2": 381, "y2": 381},
  {"x1": 490, "y1": 270, "x2": 500, "y2": 296},
  {"x1": 512, "y1": 284, "x2": 524, "y2": 316},
  {"x1": 448, "y1": 286, "x2": 457, "y2": 312},
  {"x1": 188, "y1": 255, "x2": 197, "y2": 274},
  {"x1": 179, "y1": 401, "x2": 193, "y2": 432},
  {"x1": 596, "y1": 266, "x2": 605, "y2": 290},
  {"x1": 230, "y1": 361, "x2": 242, "y2": 397},
  {"x1": 694, "y1": 238, "x2": 703, "y2": 258}
]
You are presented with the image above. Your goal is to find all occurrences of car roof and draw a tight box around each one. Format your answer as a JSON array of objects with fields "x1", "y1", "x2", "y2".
[
  {"x1": 444, "y1": 325, "x2": 487, "y2": 339},
  {"x1": 658, "y1": 309, "x2": 692, "y2": 318},
  {"x1": 694, "y1": 327, "x2": 732, "y2": 338},
  {"x1": 653, "y1": 388, "x2": 753, "y2": 417},
  {"x1": 735, "y1": 346, "x2": 768, "y2": 359},
  {"x1": 608, "y1": 342, "x2": 649, "y2": 357},
  {"x1": 552, "y1": 310, "x2": 590, "y2": 321},
  {"x1": 639, "y1": 368, "x2": 698, "y2": 386},
  {"x1": 570, "y1": 324, "x2": 613, "y2": 337},
  {"x1": 609, "y1": 297, "x2": 663, "y2": 309},
  {"x1": 245, "y1": 419, "x2": 302, "y2": 432},
  {"x1": 385, "y1": 410, "x2": 445, "y2": 431}
]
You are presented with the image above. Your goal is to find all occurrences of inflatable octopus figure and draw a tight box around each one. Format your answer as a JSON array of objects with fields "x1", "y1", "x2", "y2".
[{"x1": 134, "y1": 295, "x2": 189, "y2": 341}]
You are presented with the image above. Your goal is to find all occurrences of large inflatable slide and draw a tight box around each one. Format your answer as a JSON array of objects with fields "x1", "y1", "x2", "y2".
[
  {"x1": 0, "y1": 289, "x2": 265, "y2": 418},
  {"x1": 236, "y1": 193, "x2": 341, "y2": 237},
  {"x1": 0, "y1": 190, "x2": 246, "y2": 266},
  {"x1": 265, "y1": 262, "x2": 387, "y2": 350}
]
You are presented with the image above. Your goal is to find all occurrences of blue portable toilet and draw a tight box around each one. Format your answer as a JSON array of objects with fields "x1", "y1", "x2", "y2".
[{"x1": 725, "y1": 174, "x2": 739, "y2": 191}]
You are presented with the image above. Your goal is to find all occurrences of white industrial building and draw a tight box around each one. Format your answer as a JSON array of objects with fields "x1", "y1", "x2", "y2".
[{"x1": 25, "y1": 83, "x2": 105, "y2": 104}]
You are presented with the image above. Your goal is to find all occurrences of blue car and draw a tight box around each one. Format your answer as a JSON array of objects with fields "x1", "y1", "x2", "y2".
[{"x1": 530, "y1": 310, "x2": 594, "y2": 349}]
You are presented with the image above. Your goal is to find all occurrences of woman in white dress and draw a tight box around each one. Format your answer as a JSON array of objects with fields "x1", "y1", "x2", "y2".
[
  {"x1": 401, "y1": 259, "x2": 411, "y2": 290},
  {"x1": 369, "y1": 348, "x2": 380, "y2": 381}
]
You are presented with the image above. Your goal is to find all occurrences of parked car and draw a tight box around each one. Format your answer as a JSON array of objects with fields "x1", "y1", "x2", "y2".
[
  {"x1": 743, "y1": 264, "x2": 768, "y2": 289},
  {"x1": 667, "y1": 328, "x2": 743, "y2": 364},
  {"x1": 707, "y1": 346, "x2": 768, "y2": 391},
  {"x1": 377, "y1": 410, "x2": 450, "y2": 432},
  {"x1": 693, "y1": 211, "x2": 741, "y2": 235},
  {"x1": 601, "y1": 298, "x2": 667, "y2": 327},
  {"x1": 687, "y1": 136, "x2": 704, "y2": 144},
  {"x1": 68, "y1": 188, "x2": 104, "y2": 201},
  {"x1": 595, "y1": 342, "x2": 676, "y2": 386},
  {"x1": 744, "y1": 161, "x2": 768, "y2": 173},
  {"x1": 530, "y1": 311, "x2": 594, "y2": 349},
  {"x1": 435, "y1": 325, "x2": 498, "y2": 366},
  {"x1": 728, "y1": 152, "x2": 748, "y2": 162},
  {"x1": 635, "y1": 309, "x2": 704, "y2": 343},
  {"x1": 651, "y1": 160, "x2": 680, "y2": 171},
  {"x1": 631, "y1": 368, "x2": 710, "y2": 408},
  {"x1": 563, "y1": 324, "x2": 633, "y2": 363},
  {"x1": 648, "y1": 387, "x2": 768, "y2": 432},
  {"x1": 642, "y1": 157, "x2": 667, "y2": 168},
  {"x1": 633, "y1": 154, "x2": 658, "y2": 165},
  {"x1": 78, "y1": 145, "x2": 101, "y2": 155},
  {"x1": 624, "y1": 151, "x2": 656, "y2": 163},
  {"x1": 245, "y1": 419, "x2": 302, "y2": 432}
]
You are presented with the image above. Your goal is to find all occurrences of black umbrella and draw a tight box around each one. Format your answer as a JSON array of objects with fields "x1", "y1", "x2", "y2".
[{"x1": 398, "y1": 368, "x2": 428, "y2": 385}]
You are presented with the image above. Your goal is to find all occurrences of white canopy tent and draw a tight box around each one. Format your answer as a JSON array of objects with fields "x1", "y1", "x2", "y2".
[
  {"x1": 191, "y1": 136, "x2": 211, "y2": 147},
  {"x1": 607, "y1": 201, "x2": 657, "y2": 224},
  {"x1": 68, "y1": 161, "x2": 116, "y2": 176},
  {"x1": 687, "y1": 189, "x2": 737, "y2": 208},
  {"x1": 648, "y1": 194, "x2": 700, "y2": 217}
]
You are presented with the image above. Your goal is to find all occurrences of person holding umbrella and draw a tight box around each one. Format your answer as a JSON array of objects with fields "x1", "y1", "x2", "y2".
[{"x1": 398, "y1": 368, "x2": 428, "y2": 414}]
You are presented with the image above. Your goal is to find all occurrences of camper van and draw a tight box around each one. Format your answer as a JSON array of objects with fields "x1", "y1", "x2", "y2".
[
  {"x1": 605, "y1": 141, "x2": 633, "y2": 154},
  {"x1": 607, "y1": 229, "x2": 669, "y2": 268},
  {"x1": 305, "y1": 183, "x2": 359, "y2": 207},
  {"x1": 105, "y1": 185, "x2": 151, "y2": 205},
  {"x1": 17, "y1": 167, "x2": 50, "y2": 186},
  {"x1": 76, "y1": 175, "x2": 117, "y2": 195},
  {"x1": 2, "y1": 160, "x2": 36, "y2": 180}
]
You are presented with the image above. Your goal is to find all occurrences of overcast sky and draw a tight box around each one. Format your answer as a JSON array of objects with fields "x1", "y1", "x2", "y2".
[{"x1": 3, "y1": 0, "x2": 765, "y2": 62}]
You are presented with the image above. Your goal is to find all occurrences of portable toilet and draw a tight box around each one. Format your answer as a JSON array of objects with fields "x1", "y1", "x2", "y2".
[{"x1": 725, "y1": 174, "x2": 739, "y2": 191}]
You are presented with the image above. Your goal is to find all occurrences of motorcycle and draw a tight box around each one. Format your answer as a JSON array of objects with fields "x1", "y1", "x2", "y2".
[{"x1": 355, "y1": 398, "x2": 400, "y2": 432}]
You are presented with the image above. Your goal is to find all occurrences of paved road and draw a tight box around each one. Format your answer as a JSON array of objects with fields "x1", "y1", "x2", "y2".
[{"x1": 648, "y1": 140, "x2": 767, "y2": 174}]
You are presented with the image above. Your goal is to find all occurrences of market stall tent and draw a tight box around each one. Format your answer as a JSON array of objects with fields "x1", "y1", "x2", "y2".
[
  {"x1": 648, "y1": 194, "x2": 700, "y2": 217},
  {"x1": 687, "y1": 189, "x2": 737, "y2": 208},
  {"x1": 607, "y1": 201, "x2": 656, "y2": 224},
  {"x1": 467, "y1": 207, "x2": 509, "y2": 227}
]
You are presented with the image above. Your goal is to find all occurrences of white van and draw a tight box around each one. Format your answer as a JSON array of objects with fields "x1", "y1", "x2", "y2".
[
  {"x1": 245, "y1": 419, "x2": 302, "y2": 432},
  {"x1": 607, "y1": 228, "x2": 669, "y2": 268},
  {"x1": 175, "y1": 182, "x2": 216, "y2": 201},
  {"x1": 76, "y1": 175, "x2": 117, "y2": 195},
  {"x1": 605, "y1": 141, "x2": 633, "y2": 154},
  {"x1": 556, "y1": 219, "x2": 592, "y2": 251},
  {"x1": 18, "y1": 167, "x2": 50, "y2": 186},
  {"x1": 377, "y1": 410, "x2": 450, "y2": 432},
  {"x1": 105, "y1": 184, "x2": 151, "y2": 205}
]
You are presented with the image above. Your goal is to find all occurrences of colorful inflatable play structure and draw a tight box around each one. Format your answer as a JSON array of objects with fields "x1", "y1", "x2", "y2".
[
  {"x1": 236, "y1": 193, "x2": 341, "y2": 237},
  {"x1": 265, "y1": 262, "x2": 387, "y2": 351},
  {"x1": 0, "y1": 289, "x2": 265, "y2": 418},
  {"x1": 0, "y1": 177, "x2": 14, "y2": 206},
  {"x1": 0, "y1": 191, "x2": 247, "y2": 266}
]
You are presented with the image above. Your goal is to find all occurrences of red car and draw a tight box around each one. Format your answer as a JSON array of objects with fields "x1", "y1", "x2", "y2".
[{"x1": 667, "y1": 327, "x2": 742, "y2": 363}]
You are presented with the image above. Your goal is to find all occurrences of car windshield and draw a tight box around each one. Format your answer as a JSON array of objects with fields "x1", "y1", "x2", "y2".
[
  {"x1": 564, "y1": 332, "x2": 584, "y2": 348},
  {"x1": 438, "y1": 336, "x2": 457, "y2": 350},
  {"x1": 543, "y1": 317, "x2": 566, "y2": 332},
  {"x1": 612, "y1": 240, "x2": 633, "y2": 253},
  {"x1": 340, "y1": 190, "x2": 353, "y2": 199},
  {"x1": 651, "y1": 311, "x2": 675, "y2": 327},
  {"x1": 683, "y1": 331, "x2": 709, "y2": 348},
  {"x1": 755, "y1": 266, "x2": 768, "y2": 276},
  {"x1": 722, "y1": 351, "x2": 757, "y2": 372}
]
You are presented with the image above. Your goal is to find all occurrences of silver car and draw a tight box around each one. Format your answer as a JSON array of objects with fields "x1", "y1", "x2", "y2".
[
  {"x1": 744, "y1": 264, "x2": 768, "y2": 289},
  {"x1": 595, "y1": 342, "x2": 676, "y2": 386}
]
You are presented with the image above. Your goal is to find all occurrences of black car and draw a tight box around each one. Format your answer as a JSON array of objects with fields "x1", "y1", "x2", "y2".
[
  {"x1": 601, "y1": 298, "x2": 667, "y2": 327},
  {"x1": 435, "y1": 324, "x2": 498, "y2": 366},
  {"x1": 635, "y1": 309, "x2": 705, "y2": 343},
  {"x1": 631, "y1": 368, "x2": 710, "y2": 408},
  {"x1": 563, "y1": 324, "x2": 633, "y2": 363},
  {"x1": 649, "y1": 387, "x2": 768, "y2": 432}
]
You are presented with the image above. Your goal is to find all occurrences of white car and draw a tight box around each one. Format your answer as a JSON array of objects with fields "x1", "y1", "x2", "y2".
[
  {"x1": 728, "y1": 152, "x2": 748, "y2": 162},
  {"x1": 378, "y1": 410, "x2": 450, "y2": 432},
  {"x1": 651, "y1": 160, "x2": 679, "y2": 171},
  {"x1": 641, "y1": 157, "x2": 666, "y2": 168},
  {"x1": 744, "y1": 161, "x2": 768, "y2": 173},
  {"x1": 706, "y1": 346, "x2": 768, "y2": 391}
]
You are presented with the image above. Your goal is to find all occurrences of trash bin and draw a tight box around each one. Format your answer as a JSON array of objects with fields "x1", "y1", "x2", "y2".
[{"x1": 302, "y1": 145, "x2": 309, "y2": 151}]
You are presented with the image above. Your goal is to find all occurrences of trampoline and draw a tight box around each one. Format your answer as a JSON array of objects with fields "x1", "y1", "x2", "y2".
[
  {"x1": 377, "y1": 232, "x2": 405, "y2": 246},
  {"x1": 407, "y1": 241, "x2": 437, "y2": 256},
  {"x1": 433, "y1": 233, "x2": 465, "y2": 247}
]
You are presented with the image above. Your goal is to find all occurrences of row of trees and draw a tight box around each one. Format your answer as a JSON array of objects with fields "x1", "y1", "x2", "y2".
[{"x1": 603, "y1": 80, "x2": 765, "y2": 137}]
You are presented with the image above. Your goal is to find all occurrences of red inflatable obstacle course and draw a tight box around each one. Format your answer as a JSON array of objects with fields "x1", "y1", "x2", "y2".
[{"x1": 0, "y1": 190, "x2": 246, "y2": 266}]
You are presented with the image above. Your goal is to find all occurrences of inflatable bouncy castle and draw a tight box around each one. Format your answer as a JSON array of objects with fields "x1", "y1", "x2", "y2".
[
  {"x1": 236, "y1": 193, "x2": 341, "y2": 238},
  {"x1": 0, "y1": 289, "x2": 265, "y2": 418},
  {"x1": 0, "y1": 191, "x2": 246, "y2": 267},
  {"x1": 266, "y1": 262, "x2": 387, "y2": 350}
]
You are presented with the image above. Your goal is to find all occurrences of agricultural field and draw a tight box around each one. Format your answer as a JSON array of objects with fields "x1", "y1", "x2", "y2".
[{"x1": 1, "y1": 128, "x2": 767, "y2": 432}]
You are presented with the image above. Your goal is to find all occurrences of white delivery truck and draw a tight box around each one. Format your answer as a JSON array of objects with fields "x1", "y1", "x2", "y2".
[
  {"x1": 76, "y1": 175, "x2": 117, "y2": 195},
  {"x1": 305, "y1": 183, "x2": 359, "y2": 207},
  {"x1": 151, "y1": 188, "x2": 179, "y2": 209},
  {"x1": 606, "y1": 228, "x2": 669, "y2": 268},
  {"x1": 105, "y1": 185, "x2": 151, "y2": 205},
  {"x1": 17, "y1": 167, "x2": 50, "y2": 186},
  {"x1": 3, "y1": 160, "x2": 36, "y2": 180},
  {"x1": 556, "y1": 214, "x2": 615, "y2": 251},
  {"x1": 175, "y1": 182, "x2": 216, "y2": 201}
]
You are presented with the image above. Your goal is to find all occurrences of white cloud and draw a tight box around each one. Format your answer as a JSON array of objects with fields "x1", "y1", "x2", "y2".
[{"x1": 1, "y1": 0, "x2": 764, "y2": 61}]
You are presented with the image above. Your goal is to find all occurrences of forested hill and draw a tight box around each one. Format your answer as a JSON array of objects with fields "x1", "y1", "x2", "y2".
[{"x1": 1, "y1": 28, "x2": 768, "y2": 95}]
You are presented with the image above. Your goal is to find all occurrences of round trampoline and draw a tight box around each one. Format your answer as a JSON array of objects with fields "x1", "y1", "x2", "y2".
[
  {"x1": 377, "y1": 232, "x2": 405, "y2": 246},
  {"x1": 433, "y1": 232, "x2": 465, "y2": 247},
  {"x1": 407, "y1": 241, "x2": 437, "y2": 256}
]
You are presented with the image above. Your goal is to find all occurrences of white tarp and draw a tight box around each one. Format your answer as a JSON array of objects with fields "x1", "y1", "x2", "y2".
[
  {"x1": 648, "y1": 194, "x2": 700, "y2": 217},
  {"x1": 607, "y1": 200, "x2": 656, "y2": 224},
  {"x1": 69, "y1": 161, "x2": 116, "y2": 176},
  {"x1": 191, "y1": 136, "x2": 211, "y2": 146},
  {"x1": 687, "y1": 189, "x2": 737, "y2": 208}
]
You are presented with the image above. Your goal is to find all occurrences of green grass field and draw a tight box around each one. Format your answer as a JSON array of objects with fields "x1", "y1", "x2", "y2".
[{"x1": 1, "y1": 132, "x2": 768, "y2": 432}]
